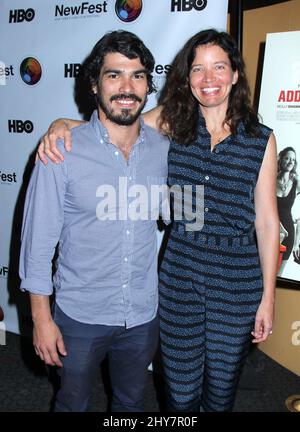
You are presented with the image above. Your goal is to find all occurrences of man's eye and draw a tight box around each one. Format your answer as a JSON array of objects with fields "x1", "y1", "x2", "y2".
[
  {"x1": 134, "y1": 74, "x2": 144, "y2": 79},
  {"x1": 108, "y1": 73, "x2": 118, "y2": 79}
]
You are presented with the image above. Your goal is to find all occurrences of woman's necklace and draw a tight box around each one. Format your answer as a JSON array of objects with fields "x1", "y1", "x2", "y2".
[
  {"x1": 210, "y1": 125, "x2": 229, "y2": 145},
  {"x1": 216, "y1": 134, "x2": 224, "y2": 144},
  {"x1": 277, "y1": 177, "x2": 292, "y2": 192}
]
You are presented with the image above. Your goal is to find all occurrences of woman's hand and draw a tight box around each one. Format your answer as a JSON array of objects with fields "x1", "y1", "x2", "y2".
[
  {"x1": 251, "y1": 298, "x2": 274, "y2": 343},
  {"x1": 36, "y1": 118, "x2": 84, "y2": 164}
]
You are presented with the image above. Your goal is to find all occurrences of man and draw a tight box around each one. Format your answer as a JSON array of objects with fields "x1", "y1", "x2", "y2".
[{"x1": 20, "y1": 30, "x2": 169, "y2": 412}]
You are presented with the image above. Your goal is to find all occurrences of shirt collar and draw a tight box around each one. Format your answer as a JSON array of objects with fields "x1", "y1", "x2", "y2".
[{"x1": 90, "y1": 109, "x2": 146, "y2": 150}]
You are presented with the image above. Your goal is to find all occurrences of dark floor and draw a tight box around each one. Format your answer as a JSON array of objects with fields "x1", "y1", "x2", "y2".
[{"x1": 1, "y1": 331, "x2": 299, "y2": 412}]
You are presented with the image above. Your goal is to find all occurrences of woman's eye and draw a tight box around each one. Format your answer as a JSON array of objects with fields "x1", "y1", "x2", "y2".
[{"x1": 191, "y1": 67, "x2": 204, "y2": 73}]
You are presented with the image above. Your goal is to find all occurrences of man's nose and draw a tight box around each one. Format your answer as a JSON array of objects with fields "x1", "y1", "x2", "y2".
[{"x1": 119, "y1": 76, "x2": 134, "y2": 93}]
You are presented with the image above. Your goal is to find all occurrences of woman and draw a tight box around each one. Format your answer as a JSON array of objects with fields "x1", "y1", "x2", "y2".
[
  {"x1": 276, "y1": 147, "x2": 300, "y2": 275},
  {"x1": 37, "y1": 29, "x2": 279, "y2": 412},
  {"x1": 150, "y1": 29, "x2": 279, "y2": 412}
]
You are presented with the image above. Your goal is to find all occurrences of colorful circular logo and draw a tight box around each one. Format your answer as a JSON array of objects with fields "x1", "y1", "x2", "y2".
[
  {"x1": 115, "y1": 0, "x2": 142, "y2": 22},
  {"x1": 20, "y1": 57, "x2": 42, "y2": 85}
]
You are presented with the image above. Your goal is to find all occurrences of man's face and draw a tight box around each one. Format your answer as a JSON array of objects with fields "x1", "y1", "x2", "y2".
[{"x1": 93, "y1": 52, "x2": 149, "y2": 126}]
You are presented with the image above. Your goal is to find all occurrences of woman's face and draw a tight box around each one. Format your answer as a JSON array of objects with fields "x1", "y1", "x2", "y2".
[
  {"x1": 281, "y1": 151, "x2": 296, "y2": 172},
  {"x1": 189, "y1": 44, "x2": 238, "y2": 110}
]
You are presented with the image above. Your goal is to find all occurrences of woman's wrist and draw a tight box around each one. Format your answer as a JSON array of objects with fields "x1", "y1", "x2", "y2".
[{"x1": 261, "y1": 293, "x2": 275, "y2": 305}]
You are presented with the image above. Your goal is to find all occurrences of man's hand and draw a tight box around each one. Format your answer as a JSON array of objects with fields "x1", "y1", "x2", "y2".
[
  {"x1": 33, "y1": 318, "x2": 67, "y2": 367},
  {"x1": 36, "y1": 118, "x2": 84, "y2": 165}
]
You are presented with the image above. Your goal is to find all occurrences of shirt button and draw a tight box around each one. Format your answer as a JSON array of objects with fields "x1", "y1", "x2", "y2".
[
  {"x1": 205, "y1": 175, "x2": 209, "y2": 181},
  {"x1": 215, "y1": 149, "x2": 219, "y2": 154},
  {"x1": 100, "y1": 139, "x2": 103, "y2": 144},
  {"x1": 129, "y1": 176, "x2": 132, "y2": 181},
  {"x1": 205, "y1": 207, "x2": 209, "y2": 212},
  {"x1": 114, "y1": 151, "x2": 119, "y2": 156},
  {"x1": 124, "y1": 257, "x2": 128, "y2": 262},
  {"x1": 122, "y1": 284, "x2": 127, "y2": 288},
  {"x1": 126, "y1": 230, "x2": 130, "y2": 235}
]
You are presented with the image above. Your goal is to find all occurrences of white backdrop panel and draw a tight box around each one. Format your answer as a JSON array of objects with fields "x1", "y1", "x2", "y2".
[{"x1": 0, "y1": 0, "x2": 228, "y2": 334}]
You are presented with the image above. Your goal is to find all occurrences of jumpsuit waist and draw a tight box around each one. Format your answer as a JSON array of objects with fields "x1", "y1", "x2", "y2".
[{"x1": 172, "y1": 222, "x2": 256, "y2": 248}]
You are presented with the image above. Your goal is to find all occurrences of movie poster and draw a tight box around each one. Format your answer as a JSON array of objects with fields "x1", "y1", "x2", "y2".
[{"x1": 259, "y1": 31, "x2": 300, "y2": 284}]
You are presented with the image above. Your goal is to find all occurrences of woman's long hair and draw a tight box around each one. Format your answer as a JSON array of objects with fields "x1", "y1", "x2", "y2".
[{"x1": 158, "y1": 29, "x2": 260, "y2": 145}]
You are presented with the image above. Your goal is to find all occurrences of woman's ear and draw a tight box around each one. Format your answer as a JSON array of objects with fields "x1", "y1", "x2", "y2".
[{"x1": 232, "y1": 70, "x2": 238, "y2": 85}]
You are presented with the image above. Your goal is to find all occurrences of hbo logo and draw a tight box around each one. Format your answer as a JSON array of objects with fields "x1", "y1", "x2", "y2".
[
  {"x1": 171, "y1": 0, "x2": 207, "y2": 12},
  {"x1": 8, "y1": 120, "x2": 34, "y2": 134},
  {"x1": 9, "y1": 8, "x2": 35, "y2": 23}
]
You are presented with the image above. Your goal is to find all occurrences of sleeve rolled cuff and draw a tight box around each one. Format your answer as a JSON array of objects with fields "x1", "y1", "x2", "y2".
[{"x1": 20, "y1": 278, "x2": 53, "y2": 296}]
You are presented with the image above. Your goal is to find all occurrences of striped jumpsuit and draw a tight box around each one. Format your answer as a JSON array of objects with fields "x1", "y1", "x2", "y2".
[{"x1": 159, "y1": 116, "x2": 272, "y2": 412}]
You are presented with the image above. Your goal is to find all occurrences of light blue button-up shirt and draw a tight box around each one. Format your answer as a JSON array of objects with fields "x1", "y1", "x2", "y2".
[{"x1": 19, "y1": 110, "x2": 169, "y2": 328}]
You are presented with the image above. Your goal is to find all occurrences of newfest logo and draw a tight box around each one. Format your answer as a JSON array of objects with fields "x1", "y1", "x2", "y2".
[
  {"x1": 0, "y1": 266, "x2": 9, "y2": 278},
  {"x1": 0, "y1": 61, "x2": 14, "y2": 85},
  {"x1": 54, "y1": 1, "x2": 107, "y2": 20},
  {"x1": 0, "y1": 266, "x2": 18, "y2": 280},
  {"x1": 20, "y1": 57, "x2": 42, "y2": 85},
  {"x1": 9, "y1": 8, "x2": 35, "y2": 23},
  {"x1": 170, "y1": 0, "x2": 207, "y2": 12},
  {"x1": 0, "y1": 265, "x2": 19, "y2": 290},
  {"x1": 115, "y1": 0, "x2": 143, "y2": 23},
  {"x1": 1, "y1": 58, "x2": 41, "y2": 85},
  {"x1": 154, "y1": 64, "x2": 171, "y2": 75},
  {"x1": 0, "y1": 171, "x2": 17, "y2": 184},
  {"x1": 8, "y1": 120, "x2": 34, "y2": 134}
]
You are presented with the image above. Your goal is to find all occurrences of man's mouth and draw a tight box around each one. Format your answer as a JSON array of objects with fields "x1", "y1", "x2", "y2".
[{"x1": 110, "y1": 94, "x2": 142, "y2": 105}]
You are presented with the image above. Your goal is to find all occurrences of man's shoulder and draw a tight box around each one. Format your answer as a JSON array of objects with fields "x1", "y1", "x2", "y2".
[
  {"x1": 67, "y1": 119, "x2": 97, "y2": 153},
  {"x1": 144, "y1": 124, "x2": 170, "y2": 152},
  {"x1": 54, "y1": 121, "x2": 93, "y2": 162},
  {"x1": 70, "y1": 120, "x2": 92, "y2": 139}
]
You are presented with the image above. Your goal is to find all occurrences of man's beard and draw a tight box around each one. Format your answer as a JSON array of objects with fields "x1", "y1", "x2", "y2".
[{"x1": 96, "y1": 92, "x2": 147, "y2": 126}]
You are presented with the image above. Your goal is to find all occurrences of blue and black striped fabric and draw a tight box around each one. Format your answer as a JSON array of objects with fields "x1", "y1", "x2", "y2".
[{"x1": 159, "y1": 115, "x2": 272, "y2": 412}]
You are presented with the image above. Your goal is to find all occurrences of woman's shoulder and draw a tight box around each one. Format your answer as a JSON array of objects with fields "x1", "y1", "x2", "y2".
[
  {"x1": 257, "y1": 120, "x2": 273, "y2": 137},
  {"x1": 238, "y1": 119, "x2": 273, "y2": 141}
]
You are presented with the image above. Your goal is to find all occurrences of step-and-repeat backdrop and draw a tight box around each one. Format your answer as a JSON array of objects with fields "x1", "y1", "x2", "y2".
[{"x1": 0, "y1": 0, "x2": 228, "y2": 337}]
